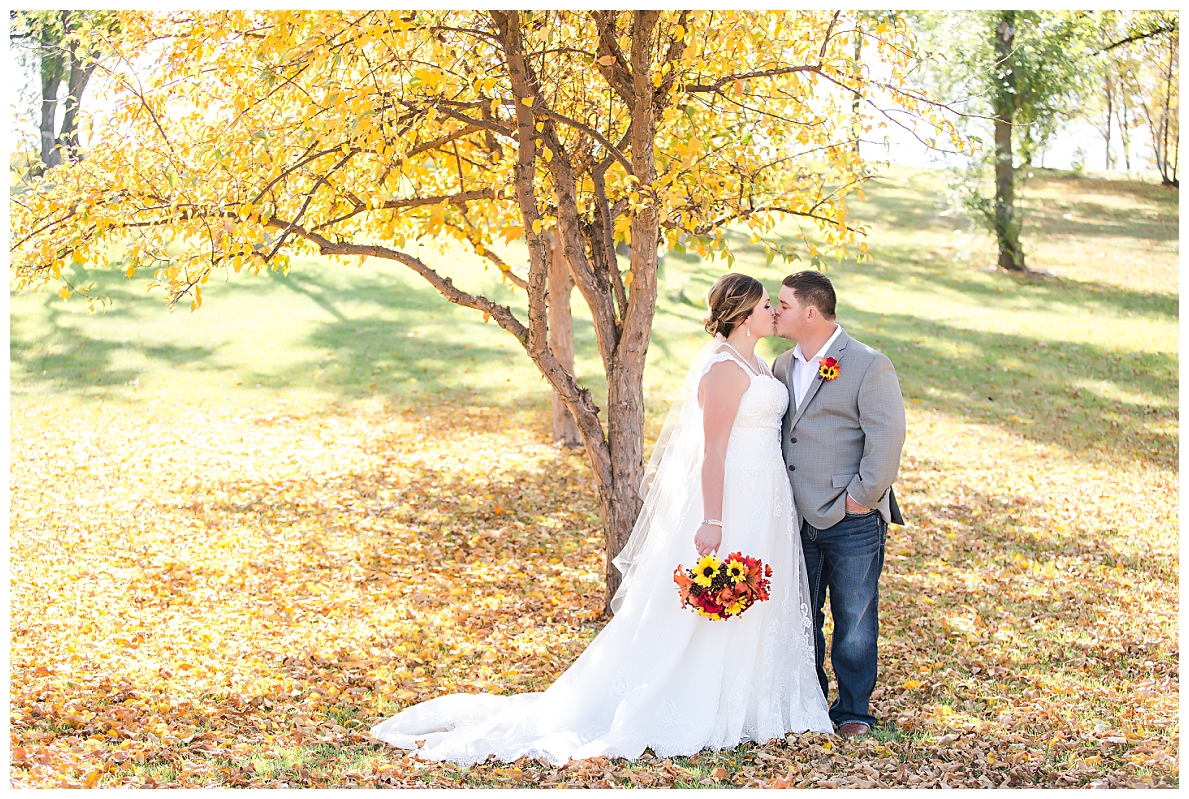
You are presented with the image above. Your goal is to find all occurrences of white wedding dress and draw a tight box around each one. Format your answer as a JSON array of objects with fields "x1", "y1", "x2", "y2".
[{"x1": 371, "y1": 342, "x2": 832, "y2": 765}]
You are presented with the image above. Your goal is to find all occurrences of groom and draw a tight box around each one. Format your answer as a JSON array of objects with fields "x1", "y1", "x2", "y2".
[{"x1": 772, "y1": 271, "x2": 906, "y2": 739}]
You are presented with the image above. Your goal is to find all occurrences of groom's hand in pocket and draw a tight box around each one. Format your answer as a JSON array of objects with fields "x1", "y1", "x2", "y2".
[{"x1": 845, "y1": 494, "x2": 870, "y2": 515}]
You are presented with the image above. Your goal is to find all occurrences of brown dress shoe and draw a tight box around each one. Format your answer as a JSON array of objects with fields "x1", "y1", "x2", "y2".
[{"x1": 838, "y1": 722, "x2": 871, "y2": 738}]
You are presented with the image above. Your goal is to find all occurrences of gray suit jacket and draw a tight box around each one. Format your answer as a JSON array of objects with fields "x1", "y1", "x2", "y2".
[{"x1": 773, "y1": 328, "x2": 906, "y2": 531}]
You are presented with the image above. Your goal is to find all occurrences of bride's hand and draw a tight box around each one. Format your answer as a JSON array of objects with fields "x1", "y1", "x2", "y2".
[{"x1": 693, "y1": 523, "x2": 722, "y2": 557}]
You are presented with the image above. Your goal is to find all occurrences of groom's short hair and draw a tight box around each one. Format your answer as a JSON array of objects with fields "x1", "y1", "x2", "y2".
[{"x1": 782, "y1": 271, "x2": 836, "y2": 319}]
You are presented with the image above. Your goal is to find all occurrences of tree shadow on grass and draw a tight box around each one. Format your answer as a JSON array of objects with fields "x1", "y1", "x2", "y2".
[
  {"x1": 857, "y1": 169, "x2": 1179, "y2": 244},
  {"x1": 836, "y1": 309, "x2": 1176, "y2": 470},
  {"x1": 1024, "y1": 201, "x2": 1178, "y2": 244},
  {"x1": 854, "y1": 176, "x2": 958, "y2": 235},
  {"x1": 679, "y1": 215, "x2": 1176, "y2": 323},
  {"x1": 860, "y1": 246, "x2": 1176, "y2": 319},
  {"x1": 244, "y1": 267, "x2": 597, "y2": 409},
  {"x1": 10, "y1": 294, "x2": 219, "y2": 394},
  {"x1": 1020, "y1": 172, "x2": 1179, "y2": 244}
]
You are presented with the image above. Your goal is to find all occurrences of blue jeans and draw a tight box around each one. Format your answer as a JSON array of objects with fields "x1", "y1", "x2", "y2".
[{"x1": 801, "y1": 510, "x2": 886, "y2": 728}]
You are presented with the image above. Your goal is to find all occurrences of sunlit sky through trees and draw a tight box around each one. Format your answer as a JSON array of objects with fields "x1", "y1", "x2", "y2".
[{"x1": 4, "y1": 15, "x2": 1158, "y2": 175}]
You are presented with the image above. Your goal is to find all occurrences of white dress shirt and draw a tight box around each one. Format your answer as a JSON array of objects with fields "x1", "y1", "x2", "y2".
[{"x1": 790, "y1": 324, "x2": 843, "y2": 409}]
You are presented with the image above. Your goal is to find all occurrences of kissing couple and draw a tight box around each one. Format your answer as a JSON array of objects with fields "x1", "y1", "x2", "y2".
[{"x1": 372, "y1": 270, "x2": 907, "y2": 764}]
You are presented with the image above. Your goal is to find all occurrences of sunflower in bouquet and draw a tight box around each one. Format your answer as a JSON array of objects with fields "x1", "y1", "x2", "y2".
[{"x1": 674, "y1": 551, "x2": 772, "y2": 620}]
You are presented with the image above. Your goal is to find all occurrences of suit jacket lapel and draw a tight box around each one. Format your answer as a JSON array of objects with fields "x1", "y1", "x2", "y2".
[
  {"x1": 777, "y1": 351, "x2": 796, "y2": 416},
  {"x1": 789, "y1": 328, "x2": 850, "y2": 429}
]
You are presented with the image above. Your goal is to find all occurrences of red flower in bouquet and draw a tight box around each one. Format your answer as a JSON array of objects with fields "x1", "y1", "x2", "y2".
[
  {"x1": 692, "y1": 593, "x2": 724, "y2": 619},
  {"x1": 674, "y1": 551, "x2": 772, "y2": 620}
]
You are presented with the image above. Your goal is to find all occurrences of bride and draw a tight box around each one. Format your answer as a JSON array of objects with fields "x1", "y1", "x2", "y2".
[{"x1": 372, "y1": 273, "x2": 832, "y2": 765}]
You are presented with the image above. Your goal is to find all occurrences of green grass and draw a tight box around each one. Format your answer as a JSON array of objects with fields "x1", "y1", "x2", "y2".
[{"x1": 12, "y1": 167, "x2": 1176, "y2": 474}]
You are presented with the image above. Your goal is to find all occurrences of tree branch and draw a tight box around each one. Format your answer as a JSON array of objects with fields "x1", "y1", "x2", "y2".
[
  {"x1": 265, "y1": 148, "x2": 355, "y2": 261},
  {"x1": 414, "y1": 101, "x2": 515, "y2": 139},
  {"x1": 683, "y1": 64, "x2": 825, "y2": 93},
  {"x1": 312, "y1": 189, "x2": 498, "y2": 233},
  {"x1": 267, "y1": 216, "x2": 530, "y2": 339},
  {"x1": 819, "y1": 10, "x2": 842, "y2": 60},
  {"x1": 1094, "y1": 21, "x2": 1178, "y2": 54},
  {"x1": 593, "y1": 11, "x2": 635, "y2": 104},
  {"x1": 653, "y1": 10, "x2": 691, "y2": 113},
  {"x1": 592, "y1": 157, "x2": 628, "y2": 321},
  {"x1": 538, "y1": 107, "x2": 632, "y2": 173}
]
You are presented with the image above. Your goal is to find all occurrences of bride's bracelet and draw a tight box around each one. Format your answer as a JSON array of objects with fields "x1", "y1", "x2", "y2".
[{"x1": 701, "y1": 519, "x2": 723, "y2": 527}]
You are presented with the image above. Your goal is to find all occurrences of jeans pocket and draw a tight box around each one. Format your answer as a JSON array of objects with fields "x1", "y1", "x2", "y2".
[{"x1": 834, "y1": 511, "x2": 882, "y2": 547}]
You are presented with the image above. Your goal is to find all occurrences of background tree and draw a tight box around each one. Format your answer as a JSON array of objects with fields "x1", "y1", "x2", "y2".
[
  {"x1": 11, "y1": 10, "x2": 956, "y2": 613},
  {"x1": 1126, "y1": 14, "x2": 1179, "y2": 186},
  {"x1": 1086, "y1": 11, "x2": 1179, "y2": 176},
  {"x1": 915, "y1": 10, "x2": 1092, "y2": 272},
  {"x1": 9, "y1": 10, "x2": 115, "y2": 175}
]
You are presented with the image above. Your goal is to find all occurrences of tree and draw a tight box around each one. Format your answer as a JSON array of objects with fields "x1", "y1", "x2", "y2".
[
  {"x1": 990, "y1": 12, "x2": 1024, "y2": 271},
  {"x1": 1086, "y1": 11, "x2": 1180, "y2": 176},
  {"x1": 916, "y1": 11, "x2": 1092, "y2": 272},
  {"x1": 10, "y1": 10, "x2": 956, "y2": 613},
  {"x1": 546, "y1": 233, "x2": 581, "y2": 448},
  {"x1": 1129, "y1": 15, "x2": 1179, "y2": 186},
  {"x1": 9, "y1": 10, "x2": 114, "y2": 175}
]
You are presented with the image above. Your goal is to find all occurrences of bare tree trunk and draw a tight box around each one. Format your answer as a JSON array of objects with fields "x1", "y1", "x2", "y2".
[
  {"x1": 1143, "y1": 32, "x2": 1180, "y2": 187},
  {"x1": 37, "y1": 42, "x2": 65, "y2": 174},
  {"x1": 1171, "y1": 127, "x2": 1179, "y2": 187},
  {"x1": 31, "y1": 11, "x2": 94, "y2": 173},
  {"x1": 1103, "y1": 74, "x2": 1114, "y2": 170},
  {"x1": 992, "y1": 11, "x2": 1025, "y2": 272},
  {"x1": 1159, "y1": 33, "x2": 1178, "y2": 187},
  {"x1": 547, "y1": 233, "x2": 581, "y2": 447},
  {"x1": 1116, "y1": 83, "x2": 1132, "y2": 170}
]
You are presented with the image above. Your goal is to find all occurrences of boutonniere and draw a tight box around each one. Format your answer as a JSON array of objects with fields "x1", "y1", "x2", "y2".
[{"x1": 818, "y1": 357, "x2": 840, "y2": 381}]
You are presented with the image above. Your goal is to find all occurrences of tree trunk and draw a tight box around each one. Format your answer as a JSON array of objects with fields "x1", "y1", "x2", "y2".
[
  {"x1": 1103, "y1": 74, "x2": 1114, "y2": 170},
  {"x1": 600, "y1": 366, "x2": 646, "y2": 609},
  {"x1": 1159, "y1": 33, "x2": 1178, "y2": 187},
  {"x1": 547, "y1": 233, "x2": 581, "y2": 448},
  {"x1": 597, "y1": 9, "x2": 661, "y2": 616},
  {"x1": 1171, "y1": 128, "x2": 1179, "y2": 187},
  {"x1": 1117, "y1": 87, "x2": 1132, "y2": 171},
  {"x1": 37, "y1": 41, "x2": 65, "y2": 174},
  {"x1": 992, "y1": 11, "x2": 1025, "y2": 272},
  {"x1": 493, "y1": 8, "x2": 655, "y2": 616}
]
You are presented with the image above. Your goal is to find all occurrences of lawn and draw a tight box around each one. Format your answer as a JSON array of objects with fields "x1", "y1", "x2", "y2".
[{"x1": 9, "y1": 165, "x2": 1178, "y2": 788}]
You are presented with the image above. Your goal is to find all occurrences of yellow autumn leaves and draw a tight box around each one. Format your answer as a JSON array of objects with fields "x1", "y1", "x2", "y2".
[{"x1": 12, "y1": 11, "x2": 954, "y2": 308}]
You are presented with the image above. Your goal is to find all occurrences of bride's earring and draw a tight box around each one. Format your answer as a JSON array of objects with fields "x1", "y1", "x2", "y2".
[{"x1": 746, "y1": 324, "x2": 751, "y2": 338}]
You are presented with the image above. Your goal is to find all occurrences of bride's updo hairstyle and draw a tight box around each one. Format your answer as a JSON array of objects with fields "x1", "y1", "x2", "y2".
[{"x1": 704, "y1": 273, "x2": 764, "y2": 337}]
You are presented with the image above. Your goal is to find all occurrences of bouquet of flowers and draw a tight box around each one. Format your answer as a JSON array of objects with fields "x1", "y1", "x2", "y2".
[{"x1": 673, "y1": 551, "x2": 772, "y2": 620}]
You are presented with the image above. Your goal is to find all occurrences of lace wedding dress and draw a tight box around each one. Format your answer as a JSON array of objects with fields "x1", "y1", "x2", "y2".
[{"x1": 371, "y1": 340, "x2": 832, "y2": 765}]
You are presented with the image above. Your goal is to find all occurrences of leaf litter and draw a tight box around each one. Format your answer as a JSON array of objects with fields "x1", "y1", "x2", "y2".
[{"x1": 10, "y1": 396, "x2": 1177, "y2": 787}]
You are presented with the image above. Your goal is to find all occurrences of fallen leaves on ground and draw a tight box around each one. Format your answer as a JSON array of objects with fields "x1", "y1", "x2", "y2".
[{"x1": 10, "y1": 396, "x2": 1177, "y2": 787}]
